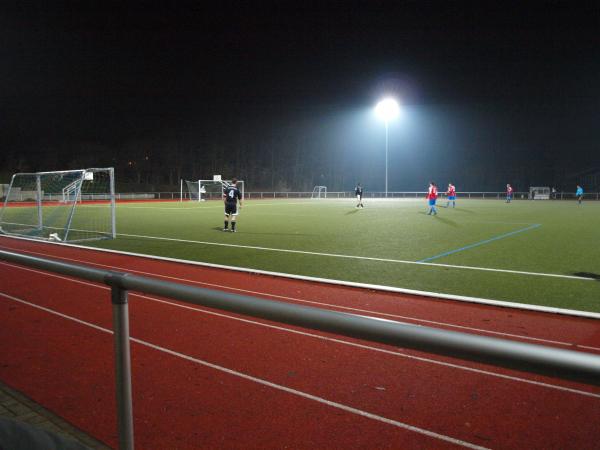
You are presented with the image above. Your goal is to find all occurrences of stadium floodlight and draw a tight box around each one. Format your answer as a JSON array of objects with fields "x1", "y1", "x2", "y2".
[{"x1": 375, "y1": 97, "x2": 401, "y2": 197}]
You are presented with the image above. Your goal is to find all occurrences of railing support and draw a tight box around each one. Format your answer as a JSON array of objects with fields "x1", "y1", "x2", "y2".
[{"x1": 106, "y1": 272, "x2": 135, "y2": 450}]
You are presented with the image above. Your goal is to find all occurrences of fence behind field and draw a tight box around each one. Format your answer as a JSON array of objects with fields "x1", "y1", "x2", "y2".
[
  {"x1": 2, "y1": 190, "x2": 599, "y2": 203},
  {"x1": 1, "y1": 249, "x2": 600, "y2": 450}
]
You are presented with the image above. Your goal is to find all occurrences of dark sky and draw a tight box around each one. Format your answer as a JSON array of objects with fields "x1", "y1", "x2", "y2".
[{"x1": 1, "y1": 2, "x2": 599, "y2": 186}]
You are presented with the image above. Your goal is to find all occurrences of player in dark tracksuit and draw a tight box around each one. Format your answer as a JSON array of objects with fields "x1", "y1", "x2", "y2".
[
  {"x1": 355, "y1": 183, "x2": 364, "y2": 208},
  {"x1": 223, "y1": 178, "x2": 243, "y2": 232}
]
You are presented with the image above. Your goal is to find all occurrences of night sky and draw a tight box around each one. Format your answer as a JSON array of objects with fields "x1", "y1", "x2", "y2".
[{"x1": 1, "y1": 2, "x2": 599, "y2": 191}]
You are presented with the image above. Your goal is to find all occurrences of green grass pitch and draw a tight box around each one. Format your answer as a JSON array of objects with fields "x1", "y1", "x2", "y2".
[{"x1": 83, "y1": 198, "x2": 600, "y2": 313}]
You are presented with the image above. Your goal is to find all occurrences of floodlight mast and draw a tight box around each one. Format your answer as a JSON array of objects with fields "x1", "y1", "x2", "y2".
[{"x1": 375, "y1": 98, "x2": 400, "y2": 197}]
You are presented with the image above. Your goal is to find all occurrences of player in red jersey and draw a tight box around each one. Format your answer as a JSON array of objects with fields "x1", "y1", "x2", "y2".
[
  {"x1": 446, "y1": 183, "x2": 456, "y2": 208},
  {"x1": 427, "y1": 182, "x2": 438, "y2": 215},
  {"x1": 506, "y1": 184, "x2": 513, "y2": 203}
]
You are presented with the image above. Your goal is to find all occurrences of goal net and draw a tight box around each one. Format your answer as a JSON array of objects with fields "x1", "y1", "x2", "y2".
[
  {"x1": 0, "y1": 168, "x2": 116, "y2": 242},
  {"x1": 311, "y1": 186, "x2": 327, "y2": 199},
  {"x1": 183, "y1": 180, "x2": 202, "y2": 201},
  {"x1": 529, "y1": 186, "x2": 550, "y2": 200},
  {"x1": 182, "y1": 179, "x2": 245, "y2": 201}
]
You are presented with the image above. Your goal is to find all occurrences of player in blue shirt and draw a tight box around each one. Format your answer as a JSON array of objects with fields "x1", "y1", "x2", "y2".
[
  {"x1": 223, "y1": 178, "x2": 243, "y2": 232},
  {"x1": 576, "y1": 185, "x2": 584, "y2": 205}
]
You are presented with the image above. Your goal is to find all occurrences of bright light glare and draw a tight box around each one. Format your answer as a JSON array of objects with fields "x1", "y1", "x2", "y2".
[{"x1": 375, "y1": 98, "x2": 400, "y2": 122}]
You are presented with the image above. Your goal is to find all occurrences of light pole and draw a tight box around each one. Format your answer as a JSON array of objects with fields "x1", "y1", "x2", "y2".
[{"x1": 375, "y1": 98, "x2": 400, "y2": 197}]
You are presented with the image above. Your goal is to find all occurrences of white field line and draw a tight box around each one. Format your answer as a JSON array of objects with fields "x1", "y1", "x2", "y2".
[
  {"x1": 0, "y1": 291, "x2": 489, "y2": 450},
  {"x1": 2, "y1": 261, "x2": 600, "y2": 399},
  {"x1": 112, "y1": 201, "x2": 321, "y2": 210},
  {"x1": 1, "y1": 250, "x2": 595, "y2": 350},
  {"x1": 116, "y1": 232, "x2": 595, "y2": 282},
  {"x1": 110, "y1": 199, "x2": 430, "y2": 211},
  {"x1": 1, "y1": 234, "x2": 599, "y2": 320}
]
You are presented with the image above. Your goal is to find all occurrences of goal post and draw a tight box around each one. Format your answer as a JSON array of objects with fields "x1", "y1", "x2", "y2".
[
  {"x1": 182, "y1": 179, "x2": 202, "y2": 201},
  {"x1": 202, "y1": 180, "x2": 244, "y2": 201},
  {"x1": 311, "y1": 186, "x2": 327, "y2": 199},
  {"x1": 0, "y1": 168, "x2": 116, "y2": 242}
]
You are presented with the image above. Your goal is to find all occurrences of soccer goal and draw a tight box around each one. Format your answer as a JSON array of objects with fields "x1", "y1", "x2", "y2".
[
  {"x1": 181, "y1": 179, "x2": 245, "y2": 201},
  {"x1": 311, "y1": 186, "x2": 327, "y2": 199},
  {"x1": 0, "y1": 168, "x2": 116, "y2": 242},
  {"x1": 529, "y1": 186, "x2": 550, "y2": 200},
  {"x1": 182, "y1": 180, "x2": 202, "y2": 201}
]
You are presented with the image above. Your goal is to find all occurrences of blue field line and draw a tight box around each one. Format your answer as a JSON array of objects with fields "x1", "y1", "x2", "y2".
[{"x1": 418, "y1": 223, "x2": 542, "y2": 263}]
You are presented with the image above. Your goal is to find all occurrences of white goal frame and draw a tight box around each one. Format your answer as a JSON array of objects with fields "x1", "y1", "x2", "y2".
[
  {"x1": 181, "y1": 179, "x2": 245, "y2": 202},
  {"x1": 0, "y1": 167, "x2": 116, "y2": 242},
  {"x1": 311, "y1": 186, "x2": 327, "y2": 199}
]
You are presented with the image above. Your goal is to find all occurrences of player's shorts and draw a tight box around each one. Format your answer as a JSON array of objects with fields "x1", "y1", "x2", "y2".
[
  {"x1": 428, "y1": 199, "x2": 436, "y2": 206},
  {"x1": 506, "y1": 194, "x2": 513, "y2": 199},
  {"x1": 356, "y1": 194, "x2": 362, "y2": 200},
  {"x1": 225, "y1": 202, "x2": 238, "y2": 216},
  {"x1": 448, "y1": 196, "x2": 456, "y2": 200}
]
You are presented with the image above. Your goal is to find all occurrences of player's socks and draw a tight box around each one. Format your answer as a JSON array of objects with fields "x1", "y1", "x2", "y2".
[
  {"x1": 224, "y1": 221, "x2": 228, "y2": 230},
  {"x1": 232, "y1": 222, "x2": 237, "y2": 231}
]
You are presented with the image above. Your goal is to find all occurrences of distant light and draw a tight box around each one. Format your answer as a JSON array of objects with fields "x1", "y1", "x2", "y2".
[{"x1": 375, "y1": 98, "x2": 400, "y2": 122}]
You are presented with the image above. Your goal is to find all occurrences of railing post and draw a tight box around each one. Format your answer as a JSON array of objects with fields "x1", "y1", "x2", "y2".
[{"x1": 106, "y1": 273, "x2": 135, "y2": 450}]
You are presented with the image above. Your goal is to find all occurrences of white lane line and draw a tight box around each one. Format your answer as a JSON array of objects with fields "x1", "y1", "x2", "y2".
[
  {"x1": 0, "y1": 291, "x2": 489, "y2": 450},
  {"x1": 115, "y1": 232, "x2": 596, "y2": 282},
  {"x1": 580, "y1": 345, "x2": 600, "y2": 352},
  {"x1": 2, "y1": 235, "x2": 600, "y2": 319},
  {"x1": 0, "y1": 252, "x2": 580, "y2": 348},
  {"x1": 2, "y1": 262, "x2": 600, "y2": 399}
]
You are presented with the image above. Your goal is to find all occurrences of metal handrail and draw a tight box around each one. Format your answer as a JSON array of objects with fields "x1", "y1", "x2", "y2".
[{"x1": 1, "y1": 249, "x2": 599, "y2": 450}]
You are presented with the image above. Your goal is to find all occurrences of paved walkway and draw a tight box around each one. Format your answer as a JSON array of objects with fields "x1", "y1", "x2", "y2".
[{"x1": 0, "y1": 380, "x2": 110, "y2": 449}]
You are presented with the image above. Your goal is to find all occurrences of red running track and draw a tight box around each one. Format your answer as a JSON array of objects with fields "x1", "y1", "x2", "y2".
[{"x1": 1, "y1": 236, "x2": 599, "y2": 449}]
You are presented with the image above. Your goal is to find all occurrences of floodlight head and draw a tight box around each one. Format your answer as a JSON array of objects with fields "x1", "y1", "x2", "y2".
[{"x1": 375, "y1": 98, "x2": 400, "y2": 122}]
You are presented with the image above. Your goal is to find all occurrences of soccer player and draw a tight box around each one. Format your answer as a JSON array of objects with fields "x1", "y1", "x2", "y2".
[
  {"x1": 355, "y1": 183, "x2": 364, "y2": 208},
  {"x1": 223, "y1": 178, "x2": 243, "y2": 232},
  {"x1": 506, "y1": 184, "x2": 513, "y2": 203},
  {"x1": 426, "y1": 182, "x2": 438, "y2": 215},
  {"x1": 576, "y1": 185, "x2": 584, "y2": 204},
  {"x1": 446, "y1": 182, "x2": 456, "y2": 208}
]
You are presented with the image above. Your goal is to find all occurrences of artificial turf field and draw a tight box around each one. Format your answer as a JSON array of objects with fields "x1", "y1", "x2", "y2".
[{"x1": 76, "y1": 197, "x2": 600, "y2": 314}]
